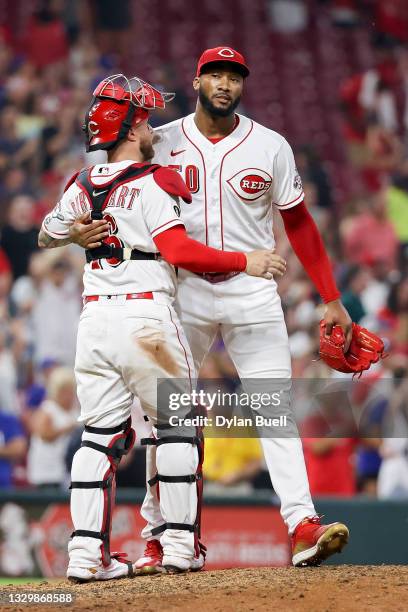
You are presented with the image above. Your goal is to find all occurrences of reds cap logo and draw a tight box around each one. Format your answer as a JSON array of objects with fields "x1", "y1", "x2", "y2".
[
  {"x1": 227, "y1": 168, "x2": 273, "y2": 202},
  {"x1": 218, "y1": 48, "x2": 235, "y2": 58}
]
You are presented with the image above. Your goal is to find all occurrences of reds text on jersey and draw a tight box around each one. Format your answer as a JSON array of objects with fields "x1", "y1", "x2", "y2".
[
  {"x1": 42, "y1": 161, "x2": 184, "y2": 296},
  {"x1": 152, "y1": 113, "x2": 304, "y2": 252}
]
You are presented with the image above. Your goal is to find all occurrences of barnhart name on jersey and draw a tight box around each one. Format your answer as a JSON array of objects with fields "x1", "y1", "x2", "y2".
[{"x1": 69, "y1": 185, "x2": 141, "y2": 217}]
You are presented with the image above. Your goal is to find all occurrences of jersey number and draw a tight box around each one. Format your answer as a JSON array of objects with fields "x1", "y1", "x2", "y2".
[
  {"x1": 91, "y1": 213, "x2": 124, "y2": 269},
  {"x1": 168, "y1": 164, "x2": 200, "y2": 194}
]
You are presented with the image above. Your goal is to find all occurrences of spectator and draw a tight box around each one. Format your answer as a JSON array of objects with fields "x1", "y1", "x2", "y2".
[
  {"x1": 342, "y1": 188, "x2": 400, "y2": 269},
  {"x1": 0, "y1": 410, "x2": 27, "y2": 488},
  {"x1": 301, "y1": 388, "x2": 358, "y2": 497},
  {"x1": 0, "y1": 105, "x2": 38, "y2": 172},
  {"x1": 377, "y1": 276, "x2": 408, "y2": 354},
  {"x1": 204, "y1": 435, "x2": 263, "y2": 492},
  {"x1": 0, "y1": 167, "x2": 33, "y2": 216},
  {"x1": 295, "y1": 145, "x2": 333, "y2": 210},
  {"x1": 26, "y1": 367, "x2": 78, "y2": 488},
  {"x1": 21, "y1": 0, "x2": 69, "y2": 70},
  {"x1": 94, "y1": 0, "x2": 132, "y2": 62},
  {"x1": 373, "y1": 1, "x2": 408, "y2": 44},
  {"x1": 29, "y1": 251, "x2": 81, "y2": 366},
  {"x1": 268, "y1": 0, "x2": 308, "y2": 33},
  {"x1": 341, "y1": 265, "x2": 370, "y2": 323},
  {"x1": 0, "y1": 248, "x2": 12, "y2": 303},
  {"x1": 387, "y1": 174, "x2": 408, "y2": 266},
  {"x1": 0, "y1": 195, "x2": 39, "y2": 279},
  {"x1": 350, "y1": 377, "x2": 386, "y2": 496},
  {"x1": 377, "y1": 376, "x2": 408, "y2": 499},
  {"x1": 149, "y1": 66, "x2": 191, "y2": 127},
  {"x1": 0, "y1": 324, "x2": 18, "y2": 414},
  {"x1": 24, "y1": 357, "x2": 59, "y2": 412}
]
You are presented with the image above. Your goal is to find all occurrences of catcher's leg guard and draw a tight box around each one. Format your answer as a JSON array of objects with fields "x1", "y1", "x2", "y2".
[
  {"x1": 68, "y1": 418, "x2": 135, "y2": 569},
  {"x1": 140, "y1": 443, "x2": 165, "y2": 540},
  {"x1": 141, "y1": 431, "x2": 204, "y2": 569}
]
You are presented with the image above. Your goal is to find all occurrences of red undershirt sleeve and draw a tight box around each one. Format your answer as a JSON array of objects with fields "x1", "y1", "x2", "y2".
[
  {"x1": 153, "y1": 225, "x2": 247, "y2": 274},
  {"x1": 280, "y1": 201, "x2": 340, "y2": 303}
]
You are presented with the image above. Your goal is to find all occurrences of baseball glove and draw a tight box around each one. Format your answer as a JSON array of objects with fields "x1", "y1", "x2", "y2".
[{"x1": 319, "y1": 320, "x2": 385, "y2": 375}]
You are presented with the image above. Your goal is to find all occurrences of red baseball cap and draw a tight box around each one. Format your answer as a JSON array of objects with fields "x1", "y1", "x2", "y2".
[{"x1": 196, "y1": 46, "x2": 250, "y2": 78}]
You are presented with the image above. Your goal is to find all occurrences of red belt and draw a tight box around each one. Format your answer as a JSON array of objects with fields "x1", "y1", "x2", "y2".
[
  {"x1": 195, "y1": 272, "x2": 240, "y2": 284},
  {"x1": 84, "y1": 292, "x2": 154, "y2": 304}
]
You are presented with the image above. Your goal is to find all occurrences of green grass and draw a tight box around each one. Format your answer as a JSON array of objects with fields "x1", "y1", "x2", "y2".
[{"x1": 0, "y1": 577, "x2": 57, "y2": 585}]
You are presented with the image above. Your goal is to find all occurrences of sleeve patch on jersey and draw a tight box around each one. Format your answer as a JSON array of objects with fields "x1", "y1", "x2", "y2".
[
  {"x1": 153, "y1": 166, "x2": 192, "y2": 203},
  {"x1": 293, "y1": 171, "x2": 303, "y2": 192}
]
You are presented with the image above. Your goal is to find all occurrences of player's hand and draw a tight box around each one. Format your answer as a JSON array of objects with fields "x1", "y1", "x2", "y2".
[
  {"x1": 323, "y1": 299, "x2": 353, "y2": 352},
  {"x1": 244, "y1": 249, "x2": 286, "y2": 279},
  {"x1": 69, "y1": 213, "x2": 109, "y2": 249}
]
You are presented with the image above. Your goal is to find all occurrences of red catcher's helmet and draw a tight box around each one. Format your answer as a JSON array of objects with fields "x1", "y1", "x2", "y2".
[{"x1": 83, "y1": 73, "x2": 175, "y2": 152}]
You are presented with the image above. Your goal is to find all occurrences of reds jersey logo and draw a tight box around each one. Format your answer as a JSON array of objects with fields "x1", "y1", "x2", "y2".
[{"x1": 227, "y1": 168, "x2": 273, "y2": 202}]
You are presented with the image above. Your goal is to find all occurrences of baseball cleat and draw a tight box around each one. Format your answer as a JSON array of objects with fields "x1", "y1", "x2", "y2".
[
  {"x1": 291, "y1": 516, "x2": 349, "y2": 567},
  {"x1": 191, "y1": 541, "x2": 207, "y2": 571},
  {"x1": 162, "y1": 555, "x2": 191, "y2": 574},
  {"x1": 134, "y1": 539, "x2": 163, "y2": 575},
  {"x1": 67, "y1": 554, "x2": 135, "y2": 583},
  {"x1": 162, "y1": 546, "x2": 206, "y2": 574},
  {"x1": 190, "y1": 553, "x2": 205, "y2": 572}
]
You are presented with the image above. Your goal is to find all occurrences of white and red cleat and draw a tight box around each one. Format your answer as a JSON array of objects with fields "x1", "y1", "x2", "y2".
[
  {"x1": 67, "y1": 553, "x2": 135, "y2": 583},
  {"x1": 134, "y1": 539, "x2": 163, "y2": 575},
  {"x1": 163, "y1": 541, "x2": 206, "y2": 574},
  {"x1": 291, "y1": 516, "x2": 349, "y2": 567},
  {"x1": 191, "y1": 541, "x2": 206, "y2": 572},
  {"x1": 135, "y1": 539, "x2": 206, "y2": 575}
]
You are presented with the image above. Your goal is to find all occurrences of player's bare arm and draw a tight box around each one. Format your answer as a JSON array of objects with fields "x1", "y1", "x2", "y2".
[{"x1": 38, "y1": 228, "x2": 72, "y2": 249}]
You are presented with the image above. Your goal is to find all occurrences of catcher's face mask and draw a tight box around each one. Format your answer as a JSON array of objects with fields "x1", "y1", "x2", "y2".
[{"x1": 83, "y1": 73, "x2": 175, "y2": 152}]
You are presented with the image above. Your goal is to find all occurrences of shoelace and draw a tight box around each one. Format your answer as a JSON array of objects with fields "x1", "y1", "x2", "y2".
[
  {"x1": 307, "y1": 515, "x2": 322, "y2": 525},
  {"x1": 297, "y1": 514, "x2": 324, "y2": 530}
]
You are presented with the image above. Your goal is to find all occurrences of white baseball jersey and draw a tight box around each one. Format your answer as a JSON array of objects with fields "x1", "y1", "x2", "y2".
[
  {"x1": 42, "y1": 160, "x2": 185, "y2": 296},
  {"x1": 152, "y1": 113, "x2": 304, "y2": 252}
]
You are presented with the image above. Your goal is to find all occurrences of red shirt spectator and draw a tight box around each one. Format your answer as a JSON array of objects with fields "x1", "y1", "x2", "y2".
[
  {"x1": 343, "y1": 192, "x2": 399, "y2": 269},
  {"x1": 301, "y1": 409, "x2": 358, "y2": 496},
  {"x1": 22, "y1": 12, "x2": 68, "y2": 69},
  {"x1": 303, "y1": 437, "x2": 357, "y2": 496},
  {"x1": 375, "y1": 0, "x2": 408, "y2": 43}
]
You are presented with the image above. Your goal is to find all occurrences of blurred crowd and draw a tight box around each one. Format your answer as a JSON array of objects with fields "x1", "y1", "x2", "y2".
[{"x1": 0, "y1": 1, "x2": 407, "y2": 500}]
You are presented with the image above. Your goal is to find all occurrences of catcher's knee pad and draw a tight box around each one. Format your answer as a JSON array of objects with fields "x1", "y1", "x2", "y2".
[
  {"x1": 141, "y1": 432, "x2": 204, "y2": 558},
  {"x1": 69, "y1": 417, "x2": 135, "y2": 567}
]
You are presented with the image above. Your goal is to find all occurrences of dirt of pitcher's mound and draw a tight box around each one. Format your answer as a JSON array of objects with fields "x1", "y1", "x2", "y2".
[{"x1": 3, "y1": 565, "x2": 408, "y2": 612}]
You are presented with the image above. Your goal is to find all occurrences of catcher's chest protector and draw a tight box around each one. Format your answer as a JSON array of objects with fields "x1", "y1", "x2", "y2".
[
  {"x1": 75, "y1": 163, "x2": 161, "y2": 263},
  {"x1": 75, "y1": 163, "x2": 161, "y2": 220}
]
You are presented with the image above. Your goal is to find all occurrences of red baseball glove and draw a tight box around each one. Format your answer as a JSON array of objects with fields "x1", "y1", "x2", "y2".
[{"x1": 319, "y1": 320, "x2": 385, "y2": 375}]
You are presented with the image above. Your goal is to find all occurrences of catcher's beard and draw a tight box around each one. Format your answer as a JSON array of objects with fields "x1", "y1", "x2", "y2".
[
  {"x1": 199, "y1": 87, "x2": 241, "y2": 118},
  {"x1": 140, "y1": 139, "x2": 155, "y2": 162}
]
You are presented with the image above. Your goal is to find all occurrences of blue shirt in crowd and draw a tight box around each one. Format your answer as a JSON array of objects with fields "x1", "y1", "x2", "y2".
[{"x1": 0, "y1": 412, "x2": 25, "y2": 487}]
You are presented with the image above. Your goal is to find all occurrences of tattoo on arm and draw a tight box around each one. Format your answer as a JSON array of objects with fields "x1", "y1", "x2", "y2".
[{"x1": 38, "y1": 229, "x2": 72, "y2": 249}]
